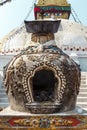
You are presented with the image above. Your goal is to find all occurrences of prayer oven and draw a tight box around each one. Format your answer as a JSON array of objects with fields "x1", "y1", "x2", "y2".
[{"x1": 4, "y1": 20, "x2": 81, "y2": 114}]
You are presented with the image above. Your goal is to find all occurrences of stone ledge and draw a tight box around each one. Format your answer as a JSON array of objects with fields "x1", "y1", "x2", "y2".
[{"x1": 0, "y1": 112, "x2": 87, "y2": 129}]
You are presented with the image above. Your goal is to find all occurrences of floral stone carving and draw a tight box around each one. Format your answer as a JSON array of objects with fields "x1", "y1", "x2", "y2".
[{"x1": 3, "y1": 20, "x2": 81, "y2": 114}]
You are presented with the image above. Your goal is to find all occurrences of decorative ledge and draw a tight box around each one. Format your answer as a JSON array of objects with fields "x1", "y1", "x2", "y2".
[
  {"x1": 24, "y1": 20, "x2": 61, "y2": 33},
  {"x1": 0, "y1": 115, "x2": 87, "y2": 129}
]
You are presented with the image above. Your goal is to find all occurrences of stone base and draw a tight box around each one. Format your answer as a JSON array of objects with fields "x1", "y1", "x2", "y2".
[
  {"x1": 0, "y1": 106, "x2": 87, "y2": 115},
  {"x1": 25, "y1": 102, "x2": 62, "y2": 114},
  {"x1": 0, "y1": 106, "x2": 87, "y2": 129}
]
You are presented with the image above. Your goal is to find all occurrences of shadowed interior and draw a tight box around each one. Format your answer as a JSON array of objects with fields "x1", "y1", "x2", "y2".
[{"x1": 32, "y1": 69, "x2": 55, "y2": 102}]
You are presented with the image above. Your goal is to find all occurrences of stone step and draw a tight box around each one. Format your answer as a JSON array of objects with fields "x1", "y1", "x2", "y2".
[
  {"x1": 81, "y1": 77, "x2": 86, "y2": 79},
  {"x1": 76, "y1": 106, "x2": 87, "y2": 111},
  {"x1": 0, "y1": 98, "x2": 9, "y2": 103},
  {"x1": 80, "y1": 89, "x2": 87, "y2": 92},
  {"x1": 81, "y1": 79, "x2": 86, "y2": 82},
  {"x1": 0, "y1": 89, "x2": 6, "y2": 93},
  {"x1": 80, "y1": 83, "x2": 86, "y2": 85},
  {"x1": 81, "y1": 76, "x2": 86, "y2": 78},
  {"x1": 81, "y1": 76, "x2": 86, "y2": 79},
  {"x1": 0, "y1": 93, "x2": 7, "y2": 97},
  {"x1": 81, "y1": 76, "x2": 87, "y2": 79},
  {"x1": 77, "y1": 97, "x2": 87, "y2": 102},
  {"x1": 79, "y1": 88, "x2": 87, "y2": 92},
  {"x1": 81, "y1": 77, "x2": 86, "y2": 80},
  {"x1": 77, "y1": 102, "x2": 87, "y2": 109},
  {"x1": 80, "y1": 81, "x2": 86, "y2": 85},
  {"x1": 0, "y1": 92, "x2": 7, "y2": 99},
  {"x1": 0, "y1": 103, "x2": 9, "y2": 108},
  {"x1": 81, "y1": 80, "x2": 86, "y2": 83},
  {"x1": 79, "y1": 91, "x2": 87, "y2": 93},
  {"x1": 80, "y1": 83, "x2": 87, "y2": 86},
  {"x1": 78, "y1": 93, "x2": 87, "y2": 97},
  {"x1": 80, "y1": 85, "x2": 87, "y2": 88},
  {"x1": 80, "y1": 88, "x2": 87, "y2": 91},
  {"x1": 82, "y1": 108, "x2": 87, "y2": 111}
]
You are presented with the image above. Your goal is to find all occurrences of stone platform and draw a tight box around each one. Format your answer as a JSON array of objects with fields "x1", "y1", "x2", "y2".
[{"x1": 0, "y1": 107, "x2": 87, "y2": 130}]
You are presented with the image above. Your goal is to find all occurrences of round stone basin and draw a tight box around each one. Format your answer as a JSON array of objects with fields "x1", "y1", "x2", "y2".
[{"x1": 24, "y1": 20, "x2": 61, "y2": 33}]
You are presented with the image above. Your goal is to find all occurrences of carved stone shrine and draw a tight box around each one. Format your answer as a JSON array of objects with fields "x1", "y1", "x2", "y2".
[{"x1": 4, "y1": 20, "x2": 81, "y2": 114}]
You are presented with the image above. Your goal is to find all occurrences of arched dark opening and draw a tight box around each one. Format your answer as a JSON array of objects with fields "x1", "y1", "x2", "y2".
[{"x1": 32, "y1": 69, "x2": 55, "y2": 102}]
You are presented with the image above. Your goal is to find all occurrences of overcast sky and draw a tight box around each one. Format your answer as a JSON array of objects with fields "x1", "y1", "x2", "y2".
[{"x1": 0, "y1": 0, "x2": 87, "y2": 39}]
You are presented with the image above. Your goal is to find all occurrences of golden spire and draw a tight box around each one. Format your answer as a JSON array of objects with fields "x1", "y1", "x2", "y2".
[{"x1": 37, "y1": 0, "x2": 70, "y2": 6}]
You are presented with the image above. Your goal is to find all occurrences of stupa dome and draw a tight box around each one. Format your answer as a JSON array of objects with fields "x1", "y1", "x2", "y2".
[
  {"x1": 0, "y1": 19, "x2": 87, "y2": 54},
  {"x1": 59, "y1": 32, "x2": 87, "y2": 47}
]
